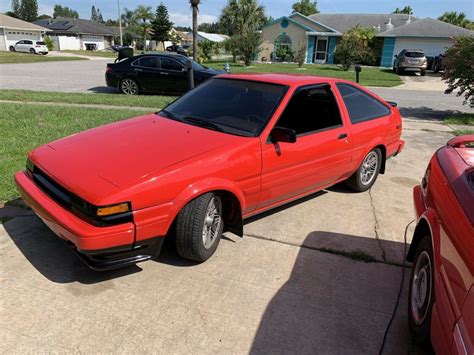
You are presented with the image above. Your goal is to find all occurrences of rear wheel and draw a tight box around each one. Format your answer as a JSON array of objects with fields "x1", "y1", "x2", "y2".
[
  {"x1": 120, "y1": 78, "x2": 139, "y2": 95},
  {"x1": 408, "y1": 236, "x2": 434, "y2": 345},
  {"x1": 9, "y1": 46, "x2": 15, "y2": 52},
  {"x1": 175, "y1": 193, "x2": 224, "y2": 262},
  {"x1": 29, "y1": 48, "x2": 35, "y2": 54},
  {"x1": 346, "y1": 148, "x2": 381, "y2": 192}
]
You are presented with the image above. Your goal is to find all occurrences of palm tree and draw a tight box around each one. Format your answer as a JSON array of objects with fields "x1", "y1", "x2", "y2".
[
  {"x1": 135, "y1": 5, "x2": 153, "y2": 51},
  {"x1": 220, "y1": 0, "x2": 266, "y2": 36},
  {"x1": 438, "y1": 11, "x2": 470, "y2": 28},
  {"x1": 121, "y1": 8, "x2": 137, "y2": 27},
  {"x1": 189, "y1": 0, "x2": 201, "y2": 60}
]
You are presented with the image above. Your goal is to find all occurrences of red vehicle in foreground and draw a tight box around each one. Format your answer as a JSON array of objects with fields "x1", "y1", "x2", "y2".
[
  {"x1": 15, "y1": 74, "x2": 404, "y2": 270},
  {"x1": 408, "y1": 135, "x2": 474, "y2": 354}
]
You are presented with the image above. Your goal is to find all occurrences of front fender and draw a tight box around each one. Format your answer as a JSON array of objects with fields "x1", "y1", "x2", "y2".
[
  {"x1": 407, "y1": 208, "x2": 441, "y2": 267},
  {"x1": 163, "y1": 177, "x2": 246, "y2": 234}
]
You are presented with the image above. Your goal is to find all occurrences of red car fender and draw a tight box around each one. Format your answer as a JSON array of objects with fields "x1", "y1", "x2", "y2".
[
  {"x1": 163, "y1": 177, "x2": 246, "y2": 234},
  {"x1": 413, "y1": 208, "x2": 442, "y2": 270},
  {"x1": 357, "y1": 139, "x2": 388, "y2": 171}
]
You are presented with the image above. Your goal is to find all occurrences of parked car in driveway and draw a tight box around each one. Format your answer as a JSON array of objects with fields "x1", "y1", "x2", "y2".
[
  {"x1": 15, "y1": 74, "x2": 404, "y2": 270},
  {"x1": 105, "y1": 53, "x2": 224, "y2": 95},
  {"x1": 408, "y1": 135, "x2": 473, "y2": 354},
  {"x1": 393, "y1": 49, "x2": 428, "y2": 76},
  {"x1": 166, "y1": 44, "x2": 189, "y2": 56},
  {"x1": 9, "y1": 40, "x2": 48, "y2": 55},
  {"x1": 433, "y1": 53, "x2": 447, "y2": 73}
]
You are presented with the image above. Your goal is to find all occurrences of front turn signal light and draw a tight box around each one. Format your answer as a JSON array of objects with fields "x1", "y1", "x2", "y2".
[{"x1": 97, "y1": 202, "x2": 131, "y2": 216}]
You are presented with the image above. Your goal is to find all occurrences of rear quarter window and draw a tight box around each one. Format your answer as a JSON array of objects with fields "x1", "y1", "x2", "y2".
[{"x1": 336, "y1": 83, "x2": 391, "y2": 124}]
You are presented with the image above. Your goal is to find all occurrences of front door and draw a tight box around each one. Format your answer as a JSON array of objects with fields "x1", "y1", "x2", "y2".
[
  {"x1": 258, "y1": 84, "x2": 353, "y2": 209},
  {"x1": 313, "y1": 37, "x2": 328, "y2": 64},
  {"x1": 158, "y1": 56, "x2": 188, "y2": 94}
]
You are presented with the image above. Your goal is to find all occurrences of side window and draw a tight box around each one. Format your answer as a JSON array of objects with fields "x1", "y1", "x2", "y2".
[
  {"x1": 336, "y1": 83, "x2": 390, "y2": 124},
  {"x1": 160, "y1": 57, "x2": 184, "y2": 71},
  {"x1": 276, "y1": 85, "x2": 343, "y2": 136},
  {"x1": 16, "y1": 40, "x2": 24, "y2": 44},
  {"x1": 138, "y1": 56, "x2": 158, "y2": 68},
  {"x1": 27, "y1": 40, "x2": 33, "y2": 45}
]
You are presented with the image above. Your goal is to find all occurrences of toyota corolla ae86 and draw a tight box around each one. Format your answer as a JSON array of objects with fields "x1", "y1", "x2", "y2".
[{"x1": 15, "y1": 74, "x2": 405, "y2": 270}]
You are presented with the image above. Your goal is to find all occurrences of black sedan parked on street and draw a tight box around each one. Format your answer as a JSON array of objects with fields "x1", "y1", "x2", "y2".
[{"x1": 106, "y1": 53, "x2": 224, "y2": 95}]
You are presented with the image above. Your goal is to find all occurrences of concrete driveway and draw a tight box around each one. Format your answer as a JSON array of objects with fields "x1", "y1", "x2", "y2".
[{"x1": 0, "y1": 119, "x2": 454, "y2": 354}]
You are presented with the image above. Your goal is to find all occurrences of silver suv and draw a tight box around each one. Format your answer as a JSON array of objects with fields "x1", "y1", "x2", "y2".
[{"x1": 393, "y1": 49, "x2": 427, "y2": 76}]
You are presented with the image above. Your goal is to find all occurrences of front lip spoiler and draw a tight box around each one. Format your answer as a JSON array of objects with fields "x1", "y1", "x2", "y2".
[{"x1": 67, "y1": 236, "x2": 165, "y2": 271}]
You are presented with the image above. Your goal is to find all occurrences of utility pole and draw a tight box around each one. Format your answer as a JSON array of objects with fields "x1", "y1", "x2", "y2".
[{"x1": 117, "y1": 0, "x2": 123, "y2": 45}]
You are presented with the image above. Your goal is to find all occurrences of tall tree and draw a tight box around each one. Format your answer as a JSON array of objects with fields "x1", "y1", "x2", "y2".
[
  {"x1": 392, "y1": 6, "x2": 413, "y2": 15},
  {"x1": 220, "y1": 0, "x2": 267, "y2": 65},
  {"x1": 151, "y1": 3, "x2": 173, "y2": 50},
  {"x1": 121, "y1": 8, "x2": 138, "y2": 27},
  {"x1": 91, "y1": 5, "x2": 98, "y2": 21},
  {"x1": 189, "y1": 0, "x2": 201, "y2": 61},
  {"x1": 11, "y1": 0, "x2": 20, "y2": 17},
  {"x1": 53, "y1": 5, "x2": 79, "y2": 18},
  {"x1": 438, "y1": 11, "x2": 472, "y2": 28},
  {"x1": 291, "y1": 0, "x2": 319, "y2": 16},
  {"x1": 135, "y1": 5, "x2": 153, "y2": 51},
  {"x1": 18, "y1": 0, "x2": 38, "y2": 21},
  {"x1": 97, "y1": 8, "x2": 104, "y2": 23}
]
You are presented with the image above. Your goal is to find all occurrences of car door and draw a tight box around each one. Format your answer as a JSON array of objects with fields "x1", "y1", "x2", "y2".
[
  {"x1": 158, "y1": 56, "x2": 188, "y2": 94},
  {"x1": 334, "y1": 83, "x2": 393, "y2": 165},
  {"x1": 131, "y1": 56, "x2": 161, "y2": 92},
  {"x1": 15, "y1": 40, "x2": 25, "y2": 52},
  {"x1": 258, "y1": 83, "x2": 353, "y2": 209}
]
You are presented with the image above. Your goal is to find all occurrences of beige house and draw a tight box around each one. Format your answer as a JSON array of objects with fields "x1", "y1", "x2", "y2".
[{"x1": 0, "y1": 13, "x2": 47, "y2": 51}]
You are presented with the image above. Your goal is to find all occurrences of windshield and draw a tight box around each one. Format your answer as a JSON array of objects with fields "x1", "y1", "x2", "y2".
[
  {"x1": 405, "y1": 52, "x2": 425, "y2": 58},
  {"x1": 159, "y1": 78, "x2": 287, "y2": 137}
]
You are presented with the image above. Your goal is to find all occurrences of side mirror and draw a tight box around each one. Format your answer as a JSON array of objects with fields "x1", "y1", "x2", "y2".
[
  {"x1": 394, "y1": 54, "x2": 397, "y2": 58},
  {"x1": 270, "y1": 127, "x2": 297, "y2": 144}
]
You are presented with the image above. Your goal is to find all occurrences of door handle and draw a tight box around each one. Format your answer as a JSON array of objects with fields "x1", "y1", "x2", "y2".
[
  {"x1": 134, "y1": 68, "x2": 142, "y2": 72},
  {"x1": 160, "y1": 72, "x2": 169, "y2": 75},
  {"x1": 338, "y1": 133, "x2": 348, "y2": 139}
]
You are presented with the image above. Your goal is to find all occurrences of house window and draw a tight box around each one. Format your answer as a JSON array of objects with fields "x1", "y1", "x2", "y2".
[{"x1": 274, "y1": 34, "x2": 292, "y2": 62}]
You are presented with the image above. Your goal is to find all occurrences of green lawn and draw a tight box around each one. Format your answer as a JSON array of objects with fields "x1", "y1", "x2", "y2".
[
  {"x1": 0, "y1": 90, "x2": 175, "y2": 110},
  {"x1": 0, "y1": 103, "x2": 150, "y2": 202},
  {"x1": 444, "y1": 113, "x2": 474, "y2": 126},
  {"x1": 0, "y1": 51, "x2": 88, "y2": 64},
  {"x1": 204, "y1": 61, "x2": 403, "y2": 87},
  {"x1": 63, "y1": 50, "x2": 121, "y2": 58},
  {"x1": 453, "y1": 129, "x2": 474, "y2": 136}
]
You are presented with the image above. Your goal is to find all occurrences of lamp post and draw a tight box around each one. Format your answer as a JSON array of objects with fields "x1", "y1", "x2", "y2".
[{"x1": 117, "y1": 0, "x2": 123, "y2": 46}]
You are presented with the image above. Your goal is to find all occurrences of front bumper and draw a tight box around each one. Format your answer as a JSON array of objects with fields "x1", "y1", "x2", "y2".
[{"x1": 14, "y1": 171, "x2": 163, "y2": 271}]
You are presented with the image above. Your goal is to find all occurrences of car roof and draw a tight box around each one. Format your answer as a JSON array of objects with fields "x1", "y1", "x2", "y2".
[{"x1": 216, "y1": 73, "x2": 348, "y2": 87}]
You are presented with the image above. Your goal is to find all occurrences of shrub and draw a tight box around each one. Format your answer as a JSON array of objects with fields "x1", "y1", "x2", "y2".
[
  {"x1": 294, "y1": 43, "x2": 307, "y2": 67},
  {"x1": 44, "y1": 36, "x2": 54, "y2": 51},
  {"x1": 443, "y1": 36, "x2": 474, "y2": 107},
  {"x1": 334, "y1": 25, "x2": 376, "y2": 70}
]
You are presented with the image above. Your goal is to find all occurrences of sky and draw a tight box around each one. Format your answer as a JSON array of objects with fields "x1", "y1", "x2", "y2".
[{"x1": 1, "y1": 0, "x2": 473, "y2": 26}]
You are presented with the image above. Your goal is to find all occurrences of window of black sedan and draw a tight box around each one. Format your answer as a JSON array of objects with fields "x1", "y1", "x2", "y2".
[{"x1": 159, "y1": 78, "x2": 288, "y2": 137}]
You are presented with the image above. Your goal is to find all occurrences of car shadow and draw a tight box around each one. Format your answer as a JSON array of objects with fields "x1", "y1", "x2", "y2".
[
  {"x1": 249, "y1": 230, "x2": 428, "y2": 354},
  {"x1": 2, "y1": 215, "x2": 142, "y2": 284},
  {"x1": 87, "y1": 86, "x2": 118, "y2": 94}
]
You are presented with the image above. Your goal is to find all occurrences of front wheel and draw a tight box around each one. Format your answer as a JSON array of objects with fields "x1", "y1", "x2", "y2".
[
  {"x1": 120, "y1": 78, "x2": 139, "y2": 95},
  {"x1": 408, "y1": 236, "x2": 434, "y2": 345},
  {"x1": 9, "y1": 46, "x2": 15, "y2": 52},
  {"x1": 346, "y1": 148, "x2": 382, "y2": 192},
  {"x1": 420, "y1": 70, "x2": 426, "y2": 76},
  {"x1": 175, "y1": 193, "x2": 224, "y2": 262}
]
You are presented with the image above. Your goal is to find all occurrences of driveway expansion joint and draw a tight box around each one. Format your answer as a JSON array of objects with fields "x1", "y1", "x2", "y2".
[{"x1": 368, "y1": 189, "x2": 387, "y2": 262}]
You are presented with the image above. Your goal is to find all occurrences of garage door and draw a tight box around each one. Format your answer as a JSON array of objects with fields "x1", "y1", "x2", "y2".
[
  {"x1": 5, "y1": 30, "x2": 41, "y2": 48},
  {"x1": 394, "y1": 37, "x2": 453, "y2": 58},
  {"x1": 58, "y1": 35, "x2": 80, "y2": 50},
  {"x1": 81, "y1": 35, "x2": 105, "y2": 50},
  {"x1": 0, "y1": 29, "x2": 5, "y2": 51}
]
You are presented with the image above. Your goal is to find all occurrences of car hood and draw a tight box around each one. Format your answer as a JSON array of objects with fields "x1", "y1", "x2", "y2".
[{"x1": 30, "y1": 113, "x2": 242, "y2": 204}]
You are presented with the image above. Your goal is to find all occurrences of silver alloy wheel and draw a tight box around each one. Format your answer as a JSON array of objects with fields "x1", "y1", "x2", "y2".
[
  {"x1": 411, "y1": 251, "x2": 432, "y2": 325},
  {"x1": 121, "y1": 79, "x2": 138, "y2": 95},
  {"x1": 202, "y1": 196, "x2": 222, "y2": 249},
  {"x1": 360, "y1": 151, "x2": 378, "y2": 186}
]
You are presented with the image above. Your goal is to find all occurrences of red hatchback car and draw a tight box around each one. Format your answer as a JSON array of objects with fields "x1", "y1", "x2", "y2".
[
  {"x1": 15, "y1": 74, "x2": 404, "y2": 270},
  {"x1": 408, "y1": 135, "x2": 474, "y2": 354}
]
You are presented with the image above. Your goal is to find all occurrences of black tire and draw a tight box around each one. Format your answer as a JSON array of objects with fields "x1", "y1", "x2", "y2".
[
  {"x1": 9, "y1": 46, "x2": 15, "y2": 52},
  {"x1": 396, "y1": 67, "x2": 403, "y2": 75},
  {"x1": 408, "y1": 236, "x2": 435, "y2": 346},
  {"x1": 392, "y1": 66, "x2": 396, "y2": 73},
  {"x1": 433, "y1": 64, "x2": 439, "y2": 73},
  {"x1": 29, "y1": 48, "x2": 35, "y2": 54},
  {"x1": 346, "y1": 148, "x2": 382, "y2": 192},
  {"x1": 420, "y1": 70, "x2": 426, "y2": 77},
  {"x1": 119, "y1": 78, "x2": 139, "y2": 95},
  {"x1": 175, "y1": 193, "x2": 224, "y2": 262}
]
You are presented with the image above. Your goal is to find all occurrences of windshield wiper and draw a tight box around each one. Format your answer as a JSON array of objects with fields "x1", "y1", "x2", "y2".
[
  {"x1": 159, "y1": 109, "x2": 182, "y2": 122},
  {"x1": 182, "y1": 116, "x2": 224, "y2": 132}
]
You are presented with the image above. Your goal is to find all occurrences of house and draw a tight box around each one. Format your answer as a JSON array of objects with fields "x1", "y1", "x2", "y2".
[
  {"x1": 0, "y1": 13, "x2": 47, "y2": 51},
  {"x1": 259, "y1": 12, "x2": 474, "y2": 66},
  {"x1": 33, "y1": 17, "x2": 115, "y2": 50}
]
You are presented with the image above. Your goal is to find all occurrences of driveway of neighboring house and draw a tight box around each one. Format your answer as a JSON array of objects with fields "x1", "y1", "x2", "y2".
[{"x1": 393, "y1": 71, "x2": 449, "y2": 92}]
